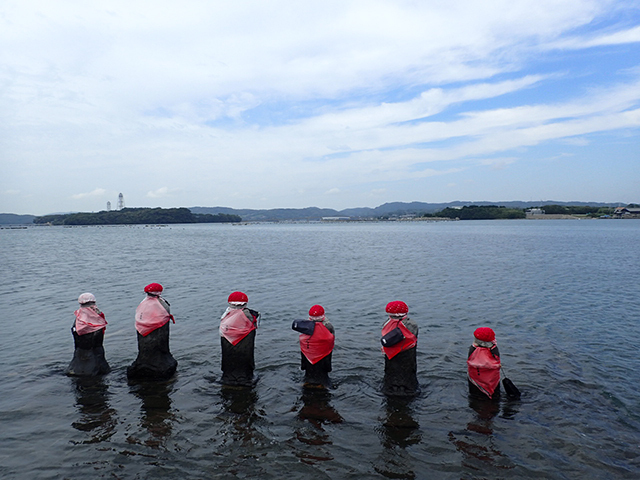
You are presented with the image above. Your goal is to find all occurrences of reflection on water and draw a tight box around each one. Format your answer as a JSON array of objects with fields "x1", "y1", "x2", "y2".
[
  {"x1": 70, "y1": 377, "x2": 118, "y2": 444},
  {"x1": 2, "y1": 221, "x2": 639, "y2": 478},
  {"x1": 374, "y1": 396, "x2": 421, "y2": 479},
  {"x1": 212, "y1": 385, "x2": 273, "y2": 476},
  {"x1": 220, "y1": 385, "x2": 259, "y2": 427},
  {"x1": 128, "y1": 379, "x2": 176, "y2": 448},
  {"x1": 448, "y1": 394, "x2": 520, "y2": 472},
  {"x1": 297, "y1": 387, "x2": 343, "y2": 428},
  {"x1": 292, "y1": 387, "x2": 343, "y2": 464},
  {"x1": 380, "y1": 396, "x2": 421, "y2": 448}
]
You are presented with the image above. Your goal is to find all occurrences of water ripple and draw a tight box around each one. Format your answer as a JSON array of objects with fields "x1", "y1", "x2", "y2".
[{"x1": 1, "y1": 221, "x2": 639, "y2": 478}]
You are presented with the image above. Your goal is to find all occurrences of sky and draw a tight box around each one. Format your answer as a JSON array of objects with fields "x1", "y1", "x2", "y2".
[{"x1": 1, "y1": 1, "x2": 639, "y2": 215}]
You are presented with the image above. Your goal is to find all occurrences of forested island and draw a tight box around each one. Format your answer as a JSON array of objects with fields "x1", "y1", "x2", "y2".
[
  {"x1": 33, "y1": 207, "x2": 241, "y2": 226},
  {"x1": 428, "y1": 205, "x2": 526, "y2": 220}
]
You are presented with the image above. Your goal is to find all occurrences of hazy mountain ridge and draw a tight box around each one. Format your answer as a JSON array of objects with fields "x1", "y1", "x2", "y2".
[
  {"x1": 190, "y1": 200, "x2": 623, "y2": 221},
  {"x1": 0, "y1": 213, "x2": 37, "y2": 225}
]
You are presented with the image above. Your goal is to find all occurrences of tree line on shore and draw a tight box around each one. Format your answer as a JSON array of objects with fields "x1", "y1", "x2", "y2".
[
  {"x1": 33, "y1": 207, "x2": 242, "y2": 225},
  {"x1": 422, "y1": 204, "x2": 622, "y2": 220}
]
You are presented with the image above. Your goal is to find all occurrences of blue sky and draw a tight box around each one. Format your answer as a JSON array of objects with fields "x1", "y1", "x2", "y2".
[{"x1": 1, "y1": 1, "x2": 639, "y2": 215}]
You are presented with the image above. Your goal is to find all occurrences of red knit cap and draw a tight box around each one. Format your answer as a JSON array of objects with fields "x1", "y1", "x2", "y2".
[
  {"x1": 309, "y1": 305, "x2": 325, "y2": 317},
  {"x1": 474, "y1": 327, "x2": 496, "y2": 342},
  {"x1": 228, "y1": 291, "x2": 248, "y2": 303},
  {"x1": 386, "y1": 301, "x2": 408, "y2": 315},
  {"x1": 144, "y1": 283, "x2": 163, "y2": 294}
]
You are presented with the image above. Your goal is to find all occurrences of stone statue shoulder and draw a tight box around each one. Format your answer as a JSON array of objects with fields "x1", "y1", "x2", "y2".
[
  {"x1": 402, "y1": 316, "x2": 419, "y2": 337},
  {"x1": 321, "y1": 319, "x2": 335, "y2": 335},
  {"x1": 158, "y1": 297, "x2": 171, "y2": 314}
]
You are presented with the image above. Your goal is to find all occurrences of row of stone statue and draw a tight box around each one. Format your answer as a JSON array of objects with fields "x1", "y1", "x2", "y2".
[{"x1": 67, "y1": 284, "x2": 518, "y2": 399}]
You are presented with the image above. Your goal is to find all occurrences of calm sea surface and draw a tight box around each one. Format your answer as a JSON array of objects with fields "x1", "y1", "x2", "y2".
[{"x1": 1, "y1": 220, "x2": 639, "y2": 479}]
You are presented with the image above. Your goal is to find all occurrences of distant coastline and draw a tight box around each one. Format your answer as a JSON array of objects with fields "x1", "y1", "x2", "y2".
[{"x1": 1, "y1": 201, "x2": 637, "y2": 225}]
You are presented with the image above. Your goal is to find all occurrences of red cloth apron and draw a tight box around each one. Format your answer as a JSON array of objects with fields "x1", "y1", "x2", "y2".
[
  {"x1": 467, "y1": 346, "x2": 501, "y2": 397},
  {"x1": 220, "y1": 308, "x2": 256, "y2": 346},
  {"x1": 381, "y1": 318, "x2": 417, "y2": 359},
  {"x1": 299, "y1": 322, "x2": 335, "y2": 364},
  {"x1": 74, "y1": 306, "x2": 107, "y2": 335},
  {"x1": 135, "y1": 296, "x2": 174, "y2": 337}
]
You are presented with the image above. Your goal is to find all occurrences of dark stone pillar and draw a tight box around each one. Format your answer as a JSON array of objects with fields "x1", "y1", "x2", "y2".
[
  {"x1": 221, "y1": 329, "x2": 256, "y2": 387},
  {"x1": 467, "y1": 380, "x2": 501, "y2": 400},
  {"x1": 66, "y1": 327, "x2": 111, "y2": 377},
  {"x1": 383, "y1": 347, "x2": 419, "y2": 397},
  {"x1": 127, "y1": 322, "x2": 177, "y2": 380},
  {"x1": 301, "y1": 352, "x2": 332, "y2": 388}
]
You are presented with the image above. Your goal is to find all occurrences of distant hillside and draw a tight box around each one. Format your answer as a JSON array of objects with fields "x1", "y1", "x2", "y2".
[
  {"x1": 190, "y1": 206, "x2": 342, "y2": 221},
  {"x1": 191, "y1": 201, "x2": 624, "y2": 221},
  {"x1": 0, "y1": 213, "x2": 35, "y2": 225}
]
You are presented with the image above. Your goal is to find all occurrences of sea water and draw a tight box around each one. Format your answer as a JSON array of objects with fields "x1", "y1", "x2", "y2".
[{"x1": 0, "y1": 220, "x2": 639, "y2": 479}]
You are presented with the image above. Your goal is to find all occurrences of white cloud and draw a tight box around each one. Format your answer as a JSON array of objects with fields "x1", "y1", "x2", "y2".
[
  {"x1": 71, "y1": 188, "x2": 107, "y2": 199},
  {"x1": 561, "y1": 137, "x2": 590, "y2": 146},
  {"x1": 146, "y1": 187, "x2": 176, "y2": 198},
  {"x1": 548, "y1": 25, "x2": 640, "y2": 50},
  {"x1": 1, "y1": 0, "x2": 638, "y2": 214},
  {"x1": 293, "y1": 75, "x2": 547, "y2": 134},
  {"x1": 0, "y1": 1, "x2": 613, "y2": 120}
]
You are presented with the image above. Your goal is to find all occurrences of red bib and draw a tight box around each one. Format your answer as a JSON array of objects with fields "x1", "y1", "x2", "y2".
[
  {"x1": 135, "y1": 296, "x2": 173, "y2": 337},
  {"x1": 299, "y1": 322, "x2": 335, "y2": 364},
  {"x1": 467, "y1": 346, "x2": 501, "y2": 397},
  {"x1": 74, "y1": 306, "x2": 107, "y2": 335},
  {"x1": 220, "y1": 308, "x2": 256, "y2": 346},
  {"x1": 381, "y1": 318, "x2": 417, "y2": 359}
]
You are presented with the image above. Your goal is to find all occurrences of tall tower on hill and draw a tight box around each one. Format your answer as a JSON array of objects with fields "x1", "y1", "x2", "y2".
[
  {"x1": 117, "y1": 193, "x2": 124, "y2": 210},
  {"x1": 107, "y1": 201, "x2": 111, "y2": 211}
]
